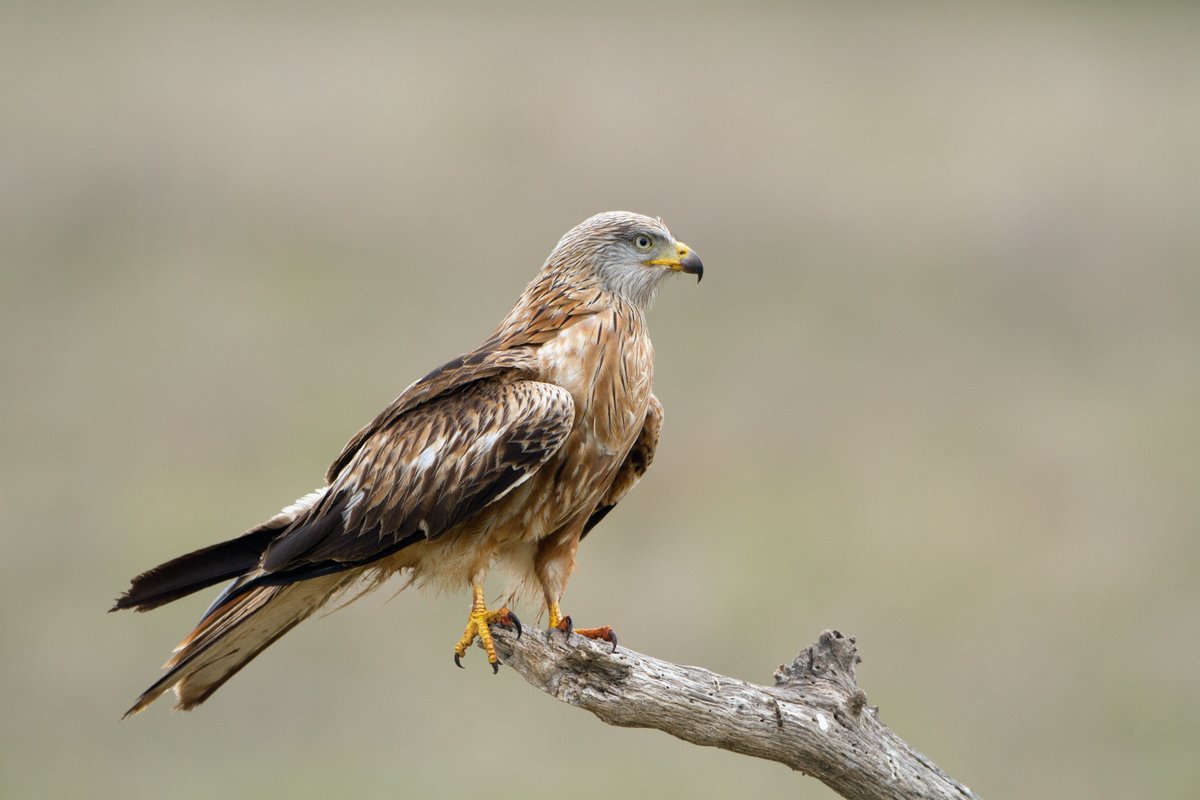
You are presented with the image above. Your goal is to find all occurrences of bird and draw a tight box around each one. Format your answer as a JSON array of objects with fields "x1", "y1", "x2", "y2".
[{"x1": 113, "y1": 210, "x2": 703, "y2": 715}]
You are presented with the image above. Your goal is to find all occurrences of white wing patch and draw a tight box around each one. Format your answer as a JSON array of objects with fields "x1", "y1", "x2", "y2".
[
  {"x1": 471, "y1": 431, "x2": 501, "y2": 455},
  {"x1": 342, "y1": 489, "x2": 366, "y2": 523},
  {"x1": 490, "y1": 468, "x2": 535, "y2": 503},
  {"x1": 415, "y1": 439, "x2": 445, "y2": 471}
]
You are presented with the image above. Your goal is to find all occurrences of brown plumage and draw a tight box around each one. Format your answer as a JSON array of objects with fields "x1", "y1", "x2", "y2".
[{"x1": 114, "y1": 211, "x2": 703, "y2": 714}]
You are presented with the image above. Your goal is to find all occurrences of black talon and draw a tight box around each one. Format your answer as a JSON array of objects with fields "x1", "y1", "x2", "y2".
[
  {"x1": 562, "y1": 615, "x2": 573, "y2": 635},
  {"x1": 509, "y1": 611, "x2": 523, "y2": 640},
  {"x1": 609, "y1": 631, "x2": 618, "y2": 653},
  {"x1": 454, "y1": 653, "x2": 464, "y2": 669},
  {"x1": 491, "y1": 661, "x2": 500, "y2": 675}
]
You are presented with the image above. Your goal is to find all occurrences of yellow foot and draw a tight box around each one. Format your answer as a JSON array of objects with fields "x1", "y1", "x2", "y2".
[
  {"x1": 453, "y1": 585, "x2": 521, "y2": 673},
  {"x1": 548, "y1": 602, "x2": 618, "y2": 653}
]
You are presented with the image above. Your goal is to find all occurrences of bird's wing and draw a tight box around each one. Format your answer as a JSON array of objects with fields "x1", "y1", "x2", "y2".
[
  {"x1": 326, "y1": 346, "x2": 538, "y2": 483},
  {"x1": 581, "y1": 393, "x2": 663, "y2": 539},
  {"x1": 258, "y1": 378, "x2": 575, "y2": 574},
  {"x1": 325, "y1": 284, "x2": 603, "y2": 483}
]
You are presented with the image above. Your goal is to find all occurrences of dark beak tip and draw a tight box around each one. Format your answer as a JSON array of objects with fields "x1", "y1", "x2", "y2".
[{"x1": 680, "y1": 251, "x2": 704, "y2": 283}]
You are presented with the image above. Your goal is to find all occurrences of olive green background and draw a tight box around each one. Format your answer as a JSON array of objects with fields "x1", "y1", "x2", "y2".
[{"x1": 3, "y1": 3, "x2": 1197, "y2": 798}]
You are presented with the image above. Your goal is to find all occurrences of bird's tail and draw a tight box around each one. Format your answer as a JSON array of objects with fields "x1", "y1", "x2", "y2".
[{"x1": 123, "y1": 570, "x2": 351, "y2": 716}]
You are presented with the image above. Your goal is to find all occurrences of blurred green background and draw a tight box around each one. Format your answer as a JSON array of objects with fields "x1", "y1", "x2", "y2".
[{"x1": 3, "y1": 3, "x2": 1197, "y2": 798}]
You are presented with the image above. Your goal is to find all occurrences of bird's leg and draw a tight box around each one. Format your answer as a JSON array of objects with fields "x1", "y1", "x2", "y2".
[
  {"x1": 453, "y1": 584, "x2": 521, "y2": 673},
  {"x1": 546, "y1": 599, "x2": 618, "y2": 653},
  {"x1": 547, "y1": 601, "x2": 569, "y2": 631},
  {"x1": 537, "y1": 534, "x2": 618, "y2": 652}
]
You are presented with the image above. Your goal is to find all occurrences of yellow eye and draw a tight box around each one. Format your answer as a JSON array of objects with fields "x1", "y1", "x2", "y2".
[{"x1": 634, "y1": 234, "x2": 654, "y2": 251}]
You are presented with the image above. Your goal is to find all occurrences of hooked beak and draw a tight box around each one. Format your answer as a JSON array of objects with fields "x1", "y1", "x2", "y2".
[{"x1": 646, "y1": 241, "x2": 704, "y2": 283}]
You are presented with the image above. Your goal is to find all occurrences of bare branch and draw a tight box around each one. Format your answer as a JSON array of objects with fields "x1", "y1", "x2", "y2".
[{"x1": 486, "y1": 627, "x2": 980, "y2": 800}]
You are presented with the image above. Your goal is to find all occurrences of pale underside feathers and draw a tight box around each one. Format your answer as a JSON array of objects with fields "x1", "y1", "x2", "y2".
[{"x1": 115, "y1": 211, "x2": 701, "y2": 714}]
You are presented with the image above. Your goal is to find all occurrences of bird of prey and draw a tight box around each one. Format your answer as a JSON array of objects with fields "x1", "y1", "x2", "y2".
[{"x1": 114, "y1": 210, "x2": 703, "y2": 715}]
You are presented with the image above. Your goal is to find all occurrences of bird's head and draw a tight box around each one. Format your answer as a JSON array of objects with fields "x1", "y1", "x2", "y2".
[{"x1": 546, "y1": 211, "x2": 703, "y2": 308}]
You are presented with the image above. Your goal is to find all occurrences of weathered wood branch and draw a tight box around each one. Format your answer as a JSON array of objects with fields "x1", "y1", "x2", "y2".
[{"x1": 486, "y1": 627, "x2": 979, "y2": 800}]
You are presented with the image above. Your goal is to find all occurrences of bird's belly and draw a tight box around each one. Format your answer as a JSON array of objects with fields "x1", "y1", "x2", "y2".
[{"x1": 391, "y1": 414, "x2": 638, "y2": 592}]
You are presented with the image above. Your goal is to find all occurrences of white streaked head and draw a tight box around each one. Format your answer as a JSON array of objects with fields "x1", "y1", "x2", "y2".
[{"x1": 546, "y1": 211, "x2": 704, "y2": 308}]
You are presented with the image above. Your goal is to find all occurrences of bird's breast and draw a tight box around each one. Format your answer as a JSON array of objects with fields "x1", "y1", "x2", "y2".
[
  {"x1": 517, "y1": 311, "x2": 654, "y2": 531},
  {"x1": 536, "y1": 312, "x2": 653, "y2": 442}
]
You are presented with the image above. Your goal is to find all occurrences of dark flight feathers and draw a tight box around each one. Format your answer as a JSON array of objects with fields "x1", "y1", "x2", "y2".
[{"x1": 112, "y1": 523, "x2": 280, "y2": 612}]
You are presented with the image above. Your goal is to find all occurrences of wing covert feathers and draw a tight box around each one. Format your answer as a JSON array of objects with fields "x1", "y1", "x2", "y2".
[
  {"x1": 265, "y1": 379, "x2": 575, "y2": 569},
  {"x1": 325, "y1": 281, "x2": 603, "y2": 483}
]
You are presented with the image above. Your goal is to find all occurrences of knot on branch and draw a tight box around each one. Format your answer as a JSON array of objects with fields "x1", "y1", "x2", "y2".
[{"x1": 774, "y1": 629, "x2": 863, "y2": 698}]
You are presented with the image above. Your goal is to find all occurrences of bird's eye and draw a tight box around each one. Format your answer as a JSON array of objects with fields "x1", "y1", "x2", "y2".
[{"x1": 633, "y1": 235, "x2": 654, "y2": 251}]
